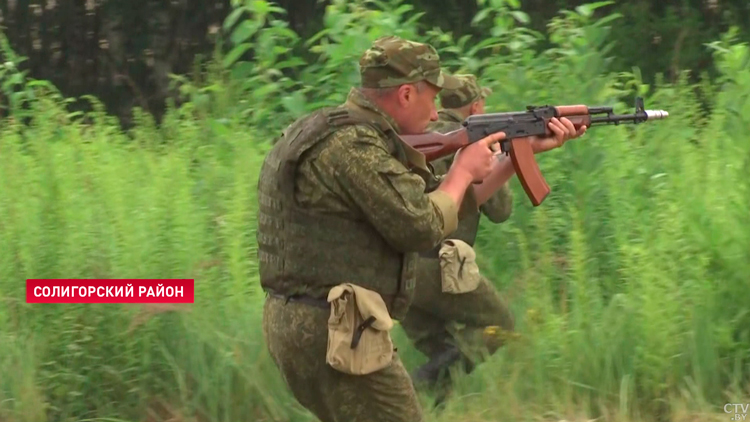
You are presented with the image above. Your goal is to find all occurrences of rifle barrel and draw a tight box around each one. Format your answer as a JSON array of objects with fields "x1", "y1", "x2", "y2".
[{"x1": 590, "y1": 109, "x2": 669, "y2": 125}]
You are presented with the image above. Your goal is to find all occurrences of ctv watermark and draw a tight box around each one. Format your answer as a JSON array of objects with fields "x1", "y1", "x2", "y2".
[
  {"x1": 26, "y1": 279, "x2": 194, "y2": 303},
  {"x1": 725, "y1": 403, "x2": 749, "y2": 421}
]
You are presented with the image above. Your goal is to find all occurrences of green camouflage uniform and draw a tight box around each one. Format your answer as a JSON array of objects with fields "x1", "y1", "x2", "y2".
[
  {"x1": 400, "y1": 74, "x2": 516, "y2": 394},
  {"x1": 257, "y1": 36, "x2": 467, "y2": 422}
]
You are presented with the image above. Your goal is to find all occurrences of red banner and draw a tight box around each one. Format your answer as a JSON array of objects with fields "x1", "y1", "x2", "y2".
[{"x1": 26, "y1": 279, "x2": 194, "y2": 303}]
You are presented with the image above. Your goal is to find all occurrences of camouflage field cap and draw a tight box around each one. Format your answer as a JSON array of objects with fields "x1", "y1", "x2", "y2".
[
  {"x1": 439, "y1": 74, "x2": 492, "y2": 109},
  {"x1": 359, "y1": 36, "x2": 461, "y2": 90}
]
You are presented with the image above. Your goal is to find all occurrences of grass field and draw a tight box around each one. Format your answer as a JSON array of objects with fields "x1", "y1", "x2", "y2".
[{"x1": 0, "y1": 1, "x2": 749, "y2": 421}]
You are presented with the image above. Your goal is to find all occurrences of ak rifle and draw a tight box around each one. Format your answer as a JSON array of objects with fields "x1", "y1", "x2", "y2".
[{"x1": 401, "y1": 97, "x2": 669, "y2": 206}]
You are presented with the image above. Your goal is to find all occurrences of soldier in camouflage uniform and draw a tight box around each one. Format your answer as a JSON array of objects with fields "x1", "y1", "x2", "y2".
[
  {"x1": 257, "y1": 35, "x2": 585, "y2": 422},
  {"x1": 401, "y1": 74, "x2": 517, "y2": 399}
]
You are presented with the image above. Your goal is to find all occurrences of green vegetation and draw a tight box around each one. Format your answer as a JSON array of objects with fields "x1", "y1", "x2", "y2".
[{"x1": 0, "y1": 0, "x2": 748, "y2": 421}]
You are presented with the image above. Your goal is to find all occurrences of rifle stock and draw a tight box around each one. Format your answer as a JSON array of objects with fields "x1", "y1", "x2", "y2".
[
  {"x1": 401, "y1": 128, "x2": 470, "y2": 162},
  {"x1": 400, "y1": 97, "x2": 669, "y2": 206}
]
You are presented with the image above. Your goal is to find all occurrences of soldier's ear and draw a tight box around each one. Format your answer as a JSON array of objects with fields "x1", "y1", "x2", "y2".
[
  {"x1": 470, "y1": 100, "x2": 484, "y2": 115},
  {"x1": 396, "y1": 84, "x2": 415, "y2": 106}
]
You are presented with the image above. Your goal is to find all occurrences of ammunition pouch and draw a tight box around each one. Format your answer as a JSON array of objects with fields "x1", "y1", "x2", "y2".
[
  {"x1": 326, "y1": 283, "x2": 395, "y2": 375},
  {"x1": 438, "y1": 239, "x2": 481, "y2": 294}
]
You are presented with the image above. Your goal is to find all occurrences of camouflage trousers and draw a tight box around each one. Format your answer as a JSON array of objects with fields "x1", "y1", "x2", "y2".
[
  {"x1": 400, "y1": 255, "x2": 515, "y2": 389},
  {"x1": 262, "y1": 295, "x2": 424, "y2": 422}
]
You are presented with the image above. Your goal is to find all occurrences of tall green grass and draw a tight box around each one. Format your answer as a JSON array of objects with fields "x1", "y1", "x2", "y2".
[{"x1": 0, "y1": 1, "x2": 748, "y2": 421}]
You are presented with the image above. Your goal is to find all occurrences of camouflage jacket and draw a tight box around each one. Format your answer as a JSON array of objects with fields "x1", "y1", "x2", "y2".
[{"x1": 257, "y1": 88, "x2": 479, "y2": 316}]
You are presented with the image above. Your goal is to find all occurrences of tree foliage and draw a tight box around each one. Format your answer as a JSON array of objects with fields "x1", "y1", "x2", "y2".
[{"x1": 0, "y1": 0, "x2": 748, "y2": 124}]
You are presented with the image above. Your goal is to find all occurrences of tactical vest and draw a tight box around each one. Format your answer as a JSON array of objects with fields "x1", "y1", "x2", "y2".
[
  {"x1": 447, "y1": 204, "x2": 481, "y2": 246},
  {"x1": 425, "y1": 114, "x2": 482, "y2": 248},
  {"x1": 421, "y1": 174, "x2": 481, "y2": 248},
  {"x1": 256, "y1": 106, "x2": 417, "y2": 319}
]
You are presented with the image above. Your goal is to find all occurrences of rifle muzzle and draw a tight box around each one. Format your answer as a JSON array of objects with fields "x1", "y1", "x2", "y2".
[{"x1": 645, "y1": 110, "x2": 669, "y2": 119}]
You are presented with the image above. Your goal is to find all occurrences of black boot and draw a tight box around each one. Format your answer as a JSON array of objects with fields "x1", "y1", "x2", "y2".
[
  {"x1": 412, "y1": 346, "x2": 461, "y2": 388},
  {"x1": 411, "y1": 345, "x2": 476, "y2": 408}
]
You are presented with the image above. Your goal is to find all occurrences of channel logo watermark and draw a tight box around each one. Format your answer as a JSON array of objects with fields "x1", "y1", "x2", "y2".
[{"x1": 725, "y1": 403, "x2": 749, "y2": 421}]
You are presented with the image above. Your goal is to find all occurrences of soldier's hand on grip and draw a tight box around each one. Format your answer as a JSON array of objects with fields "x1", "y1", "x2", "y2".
[{"x1": 452, "y1": 131, "x2": 506, "y2": 183}]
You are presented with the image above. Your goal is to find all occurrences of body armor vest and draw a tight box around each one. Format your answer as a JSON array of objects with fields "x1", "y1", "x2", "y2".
[
  {"x1": 426, "y1": 111, "x2": 481, "y2": 247},
  {"x1": 447, "y1": 206, "x2": 481, "y2": 246},
  {"x1": 422, "y1": 176, "x2": 480, "y2": 247},
  {"x1": 256, "y1": 106, "x2": 417, "y2": 319}
]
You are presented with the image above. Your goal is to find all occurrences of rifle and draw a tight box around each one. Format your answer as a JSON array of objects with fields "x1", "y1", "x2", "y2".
[{"x1": 400, "y1": 97, "x2": 669, "y2": 206}]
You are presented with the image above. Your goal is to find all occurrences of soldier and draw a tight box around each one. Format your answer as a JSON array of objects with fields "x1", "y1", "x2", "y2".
[
  {"x1": 401, "y1": 74, "x2": 518, "y2": 403},
  {"x1": 257, "y1": 35, "x2": 585, "y2": 422}
]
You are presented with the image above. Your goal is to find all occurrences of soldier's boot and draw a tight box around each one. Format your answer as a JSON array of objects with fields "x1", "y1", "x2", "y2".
[{"x1": 410, "y1": 344, "x2": 476, "y2": 408}]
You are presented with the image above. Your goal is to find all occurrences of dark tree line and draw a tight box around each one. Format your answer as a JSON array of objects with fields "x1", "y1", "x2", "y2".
[
  {"x1": 0, "y1": 0, "x2": 233, "y2": 126},
  {"x1": 0, "y1": 0, "x2": 747, "y2": 126}
]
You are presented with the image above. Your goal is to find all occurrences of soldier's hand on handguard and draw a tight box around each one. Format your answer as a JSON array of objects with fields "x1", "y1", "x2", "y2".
[
  {"x1": 451, "y1": 131, "x2": 506, "y2": 183},
  {"x1": 527, "y1": 117, "x2": 587, "y2": 154}
]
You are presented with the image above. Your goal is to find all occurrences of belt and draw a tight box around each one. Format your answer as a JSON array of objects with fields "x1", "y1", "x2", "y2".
[
  {"x1": 419, "y1": 239, "x2": 477, "y2": 259},
  {"x1": 268, "y1": 292, "x2": 329, "y2": 309},
  {"x1": 419, "y1": 247, "x2": 440, "y2": 259},
  {"x1": 267, "y1": 291, "x2": 398, "y2": 311}
]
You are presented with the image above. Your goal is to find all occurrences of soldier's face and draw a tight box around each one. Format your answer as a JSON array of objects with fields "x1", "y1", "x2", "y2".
[{"x1": 396, "y1": 82, "x2": 440, "y2": 134}]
